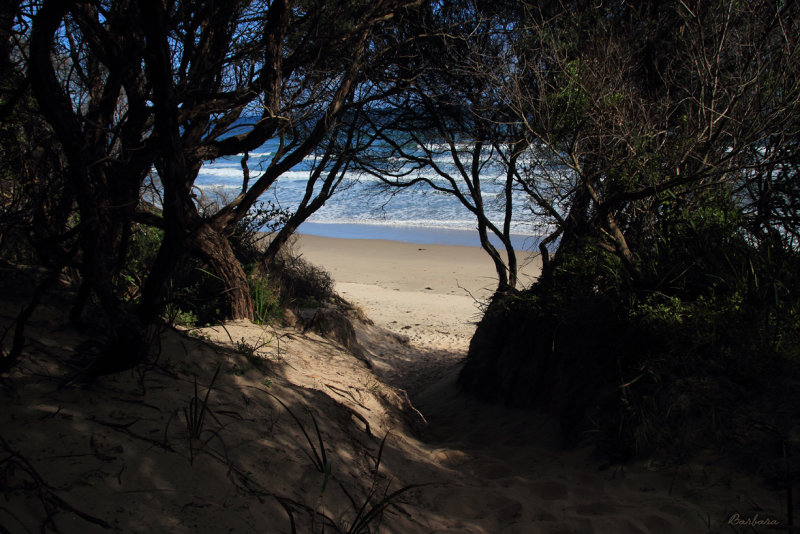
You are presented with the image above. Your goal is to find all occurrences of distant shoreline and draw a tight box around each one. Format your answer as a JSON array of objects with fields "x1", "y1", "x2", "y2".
[{"x1": 296, "y1": 220, "x2": 541, "y2": 249}]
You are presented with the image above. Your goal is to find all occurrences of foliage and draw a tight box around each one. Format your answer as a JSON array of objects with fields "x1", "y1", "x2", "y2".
[
  {"x1": 2, "y1": 0, "x2": 423, "y2": 368},
  {"x1": 267, "y1": 249, "x2": 335, "y2": 308},
  {"x1": 248, "y1": 273, "x2": 282, "y2": 325},
  {"x1": 114, "y1": 203, "x2": 335, "y2": 329},
  {"x1": 0, "y1": 88, "x2": 72, "y2": 267},
  {"x1": 119, "y1": 205, "x2": 290, "y2": 328},
  {"x1": 3, "y1": 0, "x2": 798, "y2": 476},
  {"x1": 119, "y1": 224, "x2": 164, "y2": 303},
  {"x1": 234, "y1": 334, "x2": 273, "y2": 363},
  {"x1": 183, "y1": 364, "x2": 222, "y2": 464},
  {"x1": 167, "y1": 307, "x2": 201, "y2": 328},
  {"x1": 118, "y1": 222, "x2": 236, "y2": 327},
  {"x1": 163, "y1": 263, "x2": 226, "y2": 327},
  {"x1": 206, "y1": 195, "x2": 291, "y2": 266},
  {"x1": 463, "y1": 188, "x2": 800, "y2": 463},
  {"x1": 449, "y1": 0, "x2": 800, "y2": 468}
]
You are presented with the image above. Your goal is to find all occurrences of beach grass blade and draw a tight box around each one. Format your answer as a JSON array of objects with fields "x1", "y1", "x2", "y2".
[
  {"x1": 265, "y1": 391, "x2": 328, "y2": 473},
  {"x1": 182, "y1": 364, "x2": 221, "y2": 463}
]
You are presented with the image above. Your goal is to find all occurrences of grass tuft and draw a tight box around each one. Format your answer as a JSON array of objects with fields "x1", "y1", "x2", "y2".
[
  {"x1": 183, "y1": 363, "x2": 221, "y2": 463},
  {"x1": 266, "y1": 392, "x2": 328, "y2": 473}
]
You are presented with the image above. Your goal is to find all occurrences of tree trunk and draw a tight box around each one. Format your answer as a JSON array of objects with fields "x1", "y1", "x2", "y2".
[
  {"x1": 188, "y1": 224, "x2": 254, "y2": 321},
  {"x1": 603, "y1": 209, "x2": 643, "y2": 284},
  {"x1": 503, "y1": 236, "x2": 518, "y2": 290},
  {"x1": 484, "y1": 239, "x2": 511, "y2": 291}
]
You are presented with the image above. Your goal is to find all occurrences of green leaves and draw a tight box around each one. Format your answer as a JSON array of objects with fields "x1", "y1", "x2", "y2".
[{"x1": 248, "y1": 273, "x2": 282, "y2": 325}]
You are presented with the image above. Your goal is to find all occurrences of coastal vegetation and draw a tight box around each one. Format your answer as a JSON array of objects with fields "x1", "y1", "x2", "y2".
[
  {"x1": 2, "y1": 0, "x2": 422, "y2": 373},
  {"x1": 2, "y1": 0, "x2": 799, "y2": 473},
  {"x1": 452, "y1": 2, "x2": 800, "y2": 467}
]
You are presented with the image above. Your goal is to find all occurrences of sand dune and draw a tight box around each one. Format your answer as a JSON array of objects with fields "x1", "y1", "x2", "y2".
[{"x1": 0, "y1": 236, "x2": 790, "y2": 533}]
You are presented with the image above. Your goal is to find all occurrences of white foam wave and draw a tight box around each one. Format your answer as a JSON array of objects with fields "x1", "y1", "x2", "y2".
[
  {"x1": 307, "y1": 216, "x2": 475, "y2": 227},
  {"x1": 198, "y1": 168, "x2": 333, "y2": 182},
  {"x1": 230, "y1": 151, "x2": 336, "y2": 164},
  {"x1": 199, "y1": 167, "x2": 248, "y2": 178}
]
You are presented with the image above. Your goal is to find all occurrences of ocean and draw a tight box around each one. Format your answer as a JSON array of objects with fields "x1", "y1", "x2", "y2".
[{"x1": 196, "y1": 137, "x2": 540, "y2": 250}]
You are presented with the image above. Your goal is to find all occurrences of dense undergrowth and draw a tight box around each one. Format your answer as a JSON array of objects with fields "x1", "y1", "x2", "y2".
[
  {"x1": 119, "y1": 213, "x2": 335, "y2": 328},
  {"x1": 0, "y1": 194, "x2": 334, "y2": 332},
  {"x1": 461, "y1": 199, "x2": 800, "y2": 471}
]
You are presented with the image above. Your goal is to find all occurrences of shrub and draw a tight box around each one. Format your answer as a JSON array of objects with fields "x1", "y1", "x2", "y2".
[
  {"x1": 119, "y1": 223, "x2": 163, "y2": 302},
  {"x1": 112, "y1": 201, "x2": 334, "y2": 327},
  {"x1": 166, "y1": 262, "x2": 229, "y2": 327},
  {"x1": 267, "y1": 249, "x2": 335, "y2": 307},
  {"x1": 120, "y1": 222, "x2": 229, "y2": 326},
  {"x1": 248, "y1": 272, "x2": 282, "y2": 325},
  {"x1": 166, "y1": 307, "x2": 200, "y2": 328},
  {"x1": 229, "y1": 200, "x2": 291, "y2": 265},
  {"x1": 461, "y1": 202, "x2": 800, "y2": 466}
]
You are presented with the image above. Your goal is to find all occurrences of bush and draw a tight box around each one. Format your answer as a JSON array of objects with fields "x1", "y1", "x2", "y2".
[
  {"x1": 228, "y1": 200, "x2": 291, "y2": 265},
  {"x1": 248, "y1": 272, "x2": 282, "y2": 325},
  {"x1": 120, "y1": 222, "x2": 229, "y2": 327},
  {"x1": 117, "y1": 203, "x2": 335, "y2": 327},
  {"x1": 266, "y1": 249, "x2": 335, "y2": 308},
  {"x1": 460, "y1": 205, "x2": 800, "y2": 466},
  {"x1": 166, "y1": 261, "x2": 231, "y2": 327},
  {"x1": 119, "y1": 223, "x2": 163, "y2": 303}
]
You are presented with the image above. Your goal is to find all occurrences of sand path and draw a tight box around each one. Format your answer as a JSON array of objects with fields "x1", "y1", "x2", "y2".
[{"x1": 294, "y1": 234, "x2": 787, "y2": 533}]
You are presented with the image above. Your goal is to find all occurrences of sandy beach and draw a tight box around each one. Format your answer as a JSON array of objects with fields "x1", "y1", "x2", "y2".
[
  {"x1": 293, "y1": 234, "x2": 542, "y2": 350},
  {"x1": 1, "y1": 234, "x2": 789, "y2": 533}
]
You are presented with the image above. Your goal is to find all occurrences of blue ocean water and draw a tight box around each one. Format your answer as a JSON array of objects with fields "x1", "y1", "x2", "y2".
[{"x1": 196, "y1": 138, "x2": 539, "y2": 248}]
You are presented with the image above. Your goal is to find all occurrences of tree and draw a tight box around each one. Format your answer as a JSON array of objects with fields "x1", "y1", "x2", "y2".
[
  {"x1": 459, "y1": 0, "x2": 800, "y2": 456},
  {"x1": 353, "y1": 0, "x2": 528, "y2": 291},
  {"x1": 1, "y1": 1, "x2": 76, "y2": 270},
  {"x1": 498, "y1": 0, "x2": 800, "y2": 282},
  {"x1": 21, "y1": 0, "x2": 422, "y2": 371},
  {"x1": 28, "y1": 0, "x2": 157, "y2": 349}
]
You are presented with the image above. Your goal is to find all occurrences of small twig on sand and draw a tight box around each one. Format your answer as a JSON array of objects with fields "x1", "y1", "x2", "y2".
[
  {"x1": 90, "y1": 417, "x2": 176, "y2": 452},
  {"x1": 397, "y1": 389, "x2": 428, "y2": 426}
]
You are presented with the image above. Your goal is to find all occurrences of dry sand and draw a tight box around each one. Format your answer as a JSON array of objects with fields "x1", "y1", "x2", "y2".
[
  {"x1": 293, "y1": 234, "x2": 542, "y2": 351},
  {"x1": 1, "y1": 236, "x2": 792, "y2": 533}
]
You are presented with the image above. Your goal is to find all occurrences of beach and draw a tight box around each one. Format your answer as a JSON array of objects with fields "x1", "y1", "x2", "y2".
[
  {"x1": 5, "y1": 1, "x2": 796, "y2": 529},
  {"x1": 293, "y1": 233, "x2": 542, "y2": 350}
]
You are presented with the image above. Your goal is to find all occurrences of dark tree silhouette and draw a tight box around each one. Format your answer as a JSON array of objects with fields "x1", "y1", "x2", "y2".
[
  {"x1": 21, "y1": 0, "x2": 422, "y2": 371},
  {"x1": 458, "y1": 0, "x2": 800, "y2": 456}
]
